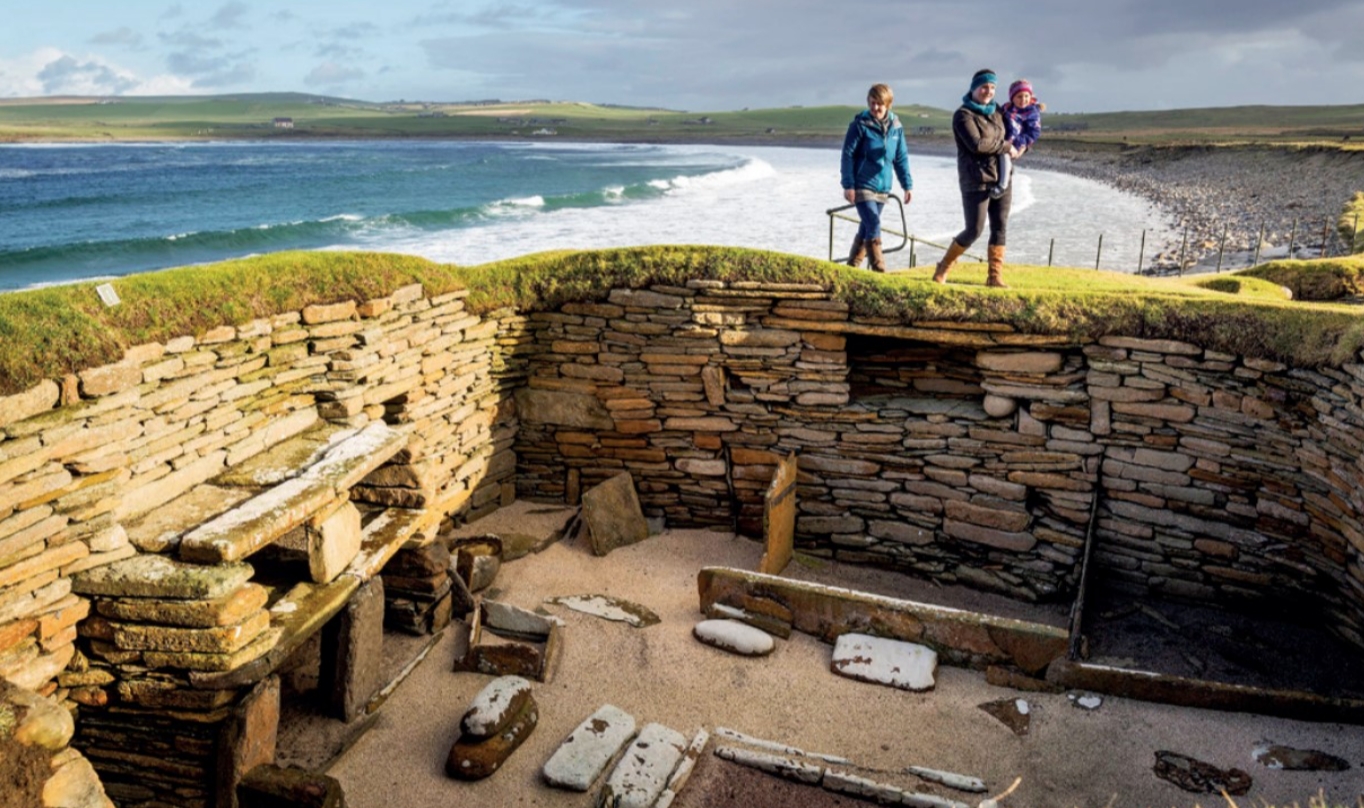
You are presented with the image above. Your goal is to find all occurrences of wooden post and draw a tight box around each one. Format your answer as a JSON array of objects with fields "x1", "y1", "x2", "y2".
[
  {"x1": 1136, "y1": 229, "x2": 1146, "y2": 274},
  {"x1": 1321, "y1": 217, "x2": 1333, "y2": 258},
  {"x1": 1047, "y1": 238, "x2": 1055, "y2": 267},
  {"x1": 1288, "y1": 217, "x2": 1298, "y2": 258},
  {"x1": 1252, "y1": 222, "x2": 1265, "y2": 266},
  {"x1": 1215, "y1": 224, "x2": 1227, "y2": 273},
  {"x1": 1178, "y1": 226, "x2": 1189, "y2": 277},
  {"x1": 1094, "y1": 234, "x2": 1103, "y2": 270}
]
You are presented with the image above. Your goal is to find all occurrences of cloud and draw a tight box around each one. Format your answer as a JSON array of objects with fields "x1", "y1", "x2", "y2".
[
  {"x1": 317, "y1": 43, "x2": 366, "y2": 61},
  {"x1": 210, "y1": 1, "x2": 251, "y2": 30},
  {"x1": 304, "y1": 62, "x2": 366, "y2": 87},
  {"x1": 331, "y1": 22, "x2": 381, "y2": 39},
  {"x1": 412, "y1": 3, "x2": 550, "y2": 29},
  {"x1": 36, "y1": 54, "x2": 140, "y2": 96},
  {"x1": 89, "y1": 27, "x2": 144, "y2": 48},
  {"x1": 167, "y1": 52, "x2": 233, "y2": 75},
  {"x1": 160, "y1": 3, "x2": 183, "y2": 20}
]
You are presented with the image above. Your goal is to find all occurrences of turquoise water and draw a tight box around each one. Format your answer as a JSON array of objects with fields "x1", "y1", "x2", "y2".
[{"x1": 0, "y1": 140, "x2": 1174, "y2": 291}]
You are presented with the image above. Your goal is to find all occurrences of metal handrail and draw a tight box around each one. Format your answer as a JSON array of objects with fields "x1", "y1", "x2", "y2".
[{"x1": 826, "y1": 195, "x2": 984, "y2": 267}]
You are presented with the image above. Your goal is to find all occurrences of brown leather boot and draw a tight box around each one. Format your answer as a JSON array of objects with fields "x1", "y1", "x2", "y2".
[
  {"x1": 868, "y1": 238, "x2": 887, "y2": 272},
  {"x1": 932, "y1": 240, "x2": 968, "y2": 283},
  {"x1": 987, "y1": 244, "x2": 1008, "y2": 288},
  {"x1": 847, "y1": 236, "x2": 866, "y2": 268}
]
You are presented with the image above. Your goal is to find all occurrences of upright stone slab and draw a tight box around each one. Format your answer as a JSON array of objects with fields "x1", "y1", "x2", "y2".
[
  {"x1": 600, "y1": 723, "x2": 687, "y2": 808},
  {"x1": 323, "y1": 576, "x2": 384, "y2": 723},
  {"x1": 759, "y1": 453, "x2": 797, "y2": 575},
  {"x1": 831, "y1": 633, "x2": 938, "y2": 691},
  {"x1": 308, "y1": 501, "x2": 362, "y2": 584},
  {"x1": 543, "y1": 704, "x2": 637, "y2": 791},
  {"x1": 581, "y1": 473, "x2": 649, "y2": 557},
  {"x1": 216, "y1": 675, "x2": 280, "y2": 808}
]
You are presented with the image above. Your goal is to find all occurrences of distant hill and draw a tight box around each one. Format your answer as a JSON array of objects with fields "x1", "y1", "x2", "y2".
[{"x1": 0, "y1": 94, "x2": 1361, "y2": 147}]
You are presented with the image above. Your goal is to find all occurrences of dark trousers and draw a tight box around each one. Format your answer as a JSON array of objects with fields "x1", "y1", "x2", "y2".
[{"x1": 954, "y1": 186, "x2": 1011, "y2": 248}]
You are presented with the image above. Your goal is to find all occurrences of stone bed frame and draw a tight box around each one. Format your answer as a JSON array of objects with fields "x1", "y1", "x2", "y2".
[{"x1": 2, "y1": 271, "x2": 1364, "y2": 806}]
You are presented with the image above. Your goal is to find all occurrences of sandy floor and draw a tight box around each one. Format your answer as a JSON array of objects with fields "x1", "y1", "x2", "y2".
[{"x1": 326, "y1": 502, "x2": 1364, "y2": 808}]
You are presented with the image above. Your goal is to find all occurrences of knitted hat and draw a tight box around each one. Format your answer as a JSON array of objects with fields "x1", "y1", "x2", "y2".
[
  {"x1": 1009, "y1": 80, "x2": 1034, "y2": 102},
  {"x1": 970, "y1": 71, "x2": 997, "y2": 92}
]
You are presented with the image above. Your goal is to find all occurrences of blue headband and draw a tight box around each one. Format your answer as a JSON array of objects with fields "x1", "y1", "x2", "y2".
[{"x1": 971, "y1": 72, "x2": 997, "y2": 92}]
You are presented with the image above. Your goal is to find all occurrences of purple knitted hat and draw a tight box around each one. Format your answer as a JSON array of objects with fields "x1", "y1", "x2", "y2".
[{"x1": 1008, "y1": 80, "x2": 1034, "y2": 102}]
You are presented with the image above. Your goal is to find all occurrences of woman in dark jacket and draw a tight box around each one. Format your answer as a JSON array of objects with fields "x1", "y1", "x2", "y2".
[{"x1": 932, "y1": 69, "x2": 1017, "y2": 288}]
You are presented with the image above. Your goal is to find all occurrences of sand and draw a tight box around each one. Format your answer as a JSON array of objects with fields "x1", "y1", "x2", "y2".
[{"x1": 325, "y1": 501, "x2": 1364, "y2": 808}]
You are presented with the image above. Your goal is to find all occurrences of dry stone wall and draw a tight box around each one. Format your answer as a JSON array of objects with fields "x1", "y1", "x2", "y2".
[
  {"x1": 513, "y1": 279, "x2": 1364, "y2": 649},
  {"x1": 0, "y1": 282, "x2": 526, "y2": 806}
]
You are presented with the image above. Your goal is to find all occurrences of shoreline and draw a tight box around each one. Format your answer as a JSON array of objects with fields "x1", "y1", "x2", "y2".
[{"x1": 6, "y1": 133, "x2": 1360, "y2": 275}]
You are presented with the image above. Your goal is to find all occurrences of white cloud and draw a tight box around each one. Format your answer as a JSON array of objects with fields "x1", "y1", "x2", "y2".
[{"x1": 0, "y1": 49, "x2": 194, "y2": 98}]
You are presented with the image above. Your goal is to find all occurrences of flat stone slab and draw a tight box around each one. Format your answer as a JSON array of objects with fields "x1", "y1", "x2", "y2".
[
  {"x1": 462, "y1": 676, "x2": 533, "y2": 739},
  {"x1": 713, "y1": 746, "x2": 823, "y2": 785},
  {"x1": 693, "y1": 619, "x2": 775, "y2": 657},
  {"x1": 581, "y1": 473, "x2": 649, "y2": 557},
  {"x1": 831, "y1": 633, "x2": 937, "y2": 691},
  {"x1": 545, "y1": 594, "x2": 660, "y2": 628},
  {"x1": 1152, "y1": 750, "x2": 1252, "y2": 795},
  {"x1": 96, "y1": 582, "x2": 269, "y2": 628},
  {"x1": 124, "y1": 483, "x2": 254, "y2": 553},
  {"x1": 979, "y1": 697, "x2": 1031, "y2": 736},
  {"x1": 110, "y1": 609, "x2": 270, "y2": 654},
  {"x1": 542, "y1": 704, "x2": 638, "y2": 791},
  {"x1": 483, "y1": 600, "x2": 559, "y2": 639},
  {"x1": 600, "y1": 723, "x2": 687, "y2": 808},
  {"x1": 1252, "y1": 743, "x2": 1350, "y2": 771},
  {"x1": 72, "y1": 554, "x2": 254, "y2": 600},
  {"x1": 215, "y1": 422, "x2": 349, "y2": 487},
  {"x1": 179, "y1": 422, "x2": 409, "y2": 564}
]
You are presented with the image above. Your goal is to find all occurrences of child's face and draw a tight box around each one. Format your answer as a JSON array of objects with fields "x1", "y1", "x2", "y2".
[{"x1": 1012, "y1": 90, "x2": 1034, "y2": 107}]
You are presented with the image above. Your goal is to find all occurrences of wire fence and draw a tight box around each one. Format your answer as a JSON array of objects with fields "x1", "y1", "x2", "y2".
[{"x1": 828, "y1": 202, "x2": 1364, "y2": 276}]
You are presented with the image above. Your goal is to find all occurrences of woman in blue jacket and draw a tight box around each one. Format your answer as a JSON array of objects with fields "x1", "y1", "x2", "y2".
[{"x1": 840, "y1": 83, "x2": 913, "y2": 272}]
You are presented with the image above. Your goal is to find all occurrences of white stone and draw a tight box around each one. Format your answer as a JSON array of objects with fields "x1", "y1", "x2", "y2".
[
  {"x1": 830, "y1": 633, "x2": 937, "y2": 691},
  {"x1": 714, "y1": 746, "x2": 823, "y2": 784},
  {"x1": 484, "y1": 600, "x2": 559, "y2": 637},
  {"x1": 905, "y1": 765, "x2": 987, "y2": 792},
  {"x1": 542, "y1": 704, "x2": 637, "y2": 791},
  {"x1": 1069, "y1": 693, "x2": 1103, "y2": 710},
  {"x1": 600, "y1": 723, "x2": 687, "y2": 808},
  {"x1": 462, "y1": 675, "x2": 532, "y2": 737},
  {"x1": 693, "y1": 619, "x2": 775, "y2": 656}
]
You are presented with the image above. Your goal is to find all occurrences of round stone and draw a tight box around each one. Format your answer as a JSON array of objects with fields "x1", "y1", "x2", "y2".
[
  {"x1": 693, "y1": 619, "x2": 775, "y2": 657},
  {"x1": 983, "y1": 394, "x2": 1018, "y2": 418}
]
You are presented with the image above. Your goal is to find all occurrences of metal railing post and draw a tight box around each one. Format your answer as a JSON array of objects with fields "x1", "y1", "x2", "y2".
[
  {"x1": 1178, "y1": 226, "x2": 1189, "y2": 277},
  {"x1": 828, "y1": 214, "x2": 836, "y2": 262},
  {"x1": 1288, "y1": 217, "x2": 1298, "y2": 258},
  {"x1": 1095, "y1": 234, "x2": 1103, "y2": 270},
  {"x1": 1252, "y1": 222, "x2": 1264, "y2": 266},
  {"x1": 1215, "y1": 225, "x2": 1227, "y2": 273},
  {"x1": 1047, "y1": 238, "x2": 1055, "y2": 267},
  {"x1": 1137, "y1": 229, "x2": 1146, "y2": 275}
]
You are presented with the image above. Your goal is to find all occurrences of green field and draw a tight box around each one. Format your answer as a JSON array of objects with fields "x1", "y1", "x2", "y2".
[{"x1": 11, "y1": 92, "x2": 1361, "y2": 147}]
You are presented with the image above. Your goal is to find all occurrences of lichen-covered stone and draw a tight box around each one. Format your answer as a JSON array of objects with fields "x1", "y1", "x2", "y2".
[
  {"x1": 446, "y1": 695, "x2": 538, "y2": 780},
  {"x1": 72, "y1": 555, "x2": 253, "y2": 600}
]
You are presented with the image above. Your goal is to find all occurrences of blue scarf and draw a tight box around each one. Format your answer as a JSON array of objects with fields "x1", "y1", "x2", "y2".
[{"x1": 961, "y1": 94, "x2": 996, "y2": 116}]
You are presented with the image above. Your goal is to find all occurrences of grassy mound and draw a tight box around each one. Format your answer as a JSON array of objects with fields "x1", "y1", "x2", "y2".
[
  {"x1": 1237, "y1": 255, "x2": 1364, "y2": 301},
  {"x1": 2, "y1": 246, "x2": 1362, "y2": 397}
]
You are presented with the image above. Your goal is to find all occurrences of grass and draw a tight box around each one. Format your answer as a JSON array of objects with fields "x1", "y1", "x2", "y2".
[
  {"x1": 1238, "y1": 255, "x2": 1364, "y2": 301},
  {"x1": 1340, "y1": 192, "x2": 1364, "y2": 253},
  {"x1": 8, "y1": 92, "x2": 1364, "y2": 148},
  {"x1": 1, "y1": 246, "x2": 1362, "y2": 397}
]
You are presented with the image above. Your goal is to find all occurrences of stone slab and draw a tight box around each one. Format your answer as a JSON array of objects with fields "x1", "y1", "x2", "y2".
[
  {"x1": 698, "y1": 568, "x2": 1067, "y2": 676},
  {"x1": 214, "y1": 417, "x2": 339, "y2": 487},
  {"x1": 581, "y1": 473, "x2": 649, "y2": 557},
  {"x1": 446, "y1": 696, "x2": 539, "y2": 781},
  {"x1": 693, "y1": 619, "x2": 775, "y2": 657},
  {"x1": 462, "y1": 675, "x2": 534, "y2": 739},
  {"x1": 759, "y1": 453, "x2": 797, "y2": 575},
  {"x1": 111, "y1": 609, "x2": 271, "y2": 653},
  {"x1": 544, "y1": 594, "x2": 660, "y2": 628},
  {"x1": 831, "y1": 633, "x2": 937, "y2": 691},
  {"x1": 308, "y1": 501, "x2": 362, "y2": 584},
  {"x1": 600, "y1": 723, "x2": 688, "y2": 808},
  {"x1": 72, "y1": 554, "x2": 254, "y2": 600},
  {"x1": 96, "y1": 583, "x2": 270, "y2": 628},
  {"x1": 543, "y1": 704, "x2": 638, "y2": 792}
]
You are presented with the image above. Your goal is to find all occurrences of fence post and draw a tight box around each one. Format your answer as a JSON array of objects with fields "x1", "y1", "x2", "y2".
[
  {"x1": 1321, "y1": 217, "x2": 1332, "y2": 258},
  {"x1": 1178, "y1": 226, "x2": 1189, "y2": 277},
  {"x1": 1252, "y1": 222, "x2": 1265, "y2": 266},
  {"x1": 1137, "y1": 229, "x2": 1146, "y2": 274},
  {"x1": 829, "y1": 214, "x2": 836, "y2": 262},
  {"x1": 909, "y1": 237, "x2": 916, "y2": 268},
  {"x1": 1095, "y1": 234, "x2": 1103, "y2": 270},
  {"x1": 1288, "y1": 217, "x2": 1298, "y2": 259},
  {"x1": 1215, "y1": 225, "x2": 1227, "y2": 273},
  {"x1": 1047, "y1": 238, "x2": 1055, "y2": 267}
]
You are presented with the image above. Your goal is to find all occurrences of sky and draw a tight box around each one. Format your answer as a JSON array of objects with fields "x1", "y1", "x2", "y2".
[{"x1": 3, "y1": 1, "x2": 1364, "y2": 113}]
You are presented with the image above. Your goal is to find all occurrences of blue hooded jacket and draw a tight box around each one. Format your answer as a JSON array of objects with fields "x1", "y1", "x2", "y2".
[{"x1": 841, "y1": 109, "x2": 912, "y2": 194}]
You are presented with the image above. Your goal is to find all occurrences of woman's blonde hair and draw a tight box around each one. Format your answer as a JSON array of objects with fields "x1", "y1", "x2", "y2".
[{"x1": 867, "y1": 84, "x2": 894, "y2": 106}]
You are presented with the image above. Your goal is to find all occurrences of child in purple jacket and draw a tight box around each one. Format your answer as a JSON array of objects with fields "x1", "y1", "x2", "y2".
[{"x1": 991, "y1": 79, "x2": 1045, "y2": 199}]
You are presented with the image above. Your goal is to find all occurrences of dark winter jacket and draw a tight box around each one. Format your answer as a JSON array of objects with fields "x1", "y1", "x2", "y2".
[
  {"x1": 841, "y1": 110, "x2": 912, "y2": 195},
  {"x1": 1001, "y1": 101, "x2": 1043, "y2": 150},
  {"x1": 952, "y1": 105, "x2": 1010, "y2": 192}
]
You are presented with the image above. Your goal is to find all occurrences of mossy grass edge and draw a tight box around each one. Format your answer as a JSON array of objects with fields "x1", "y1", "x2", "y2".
[{"x1": 1, "y1": 245, "x2": 1362, "y2": 397}]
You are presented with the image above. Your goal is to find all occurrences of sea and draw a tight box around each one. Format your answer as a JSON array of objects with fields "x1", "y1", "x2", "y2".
[{"x1": 0, "y1": 140, "x2": 1176, "y2": 292}]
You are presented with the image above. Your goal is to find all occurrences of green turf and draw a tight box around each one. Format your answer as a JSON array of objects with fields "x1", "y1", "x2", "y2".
[{"x1": 2, "y1": 246, "x2": 1361, "y2": 397}]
